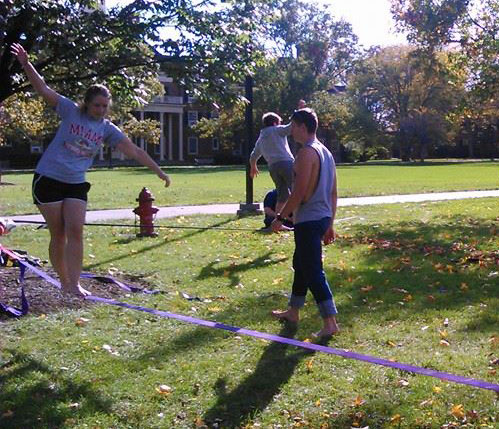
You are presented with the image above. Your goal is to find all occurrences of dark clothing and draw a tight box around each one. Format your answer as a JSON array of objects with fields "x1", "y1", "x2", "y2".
[
  {"x1": 263, "y1": 189, "x2": 293, "y2": 228},
  {"x1": 263, "y1": 189, "x2": 278, "y2": 227},
  {"x1": 32, "y1": 173, "x2": 91, "y2": 204},
  {"x1": 289, "y1": 217, "x2": 337, "y2": 318}
]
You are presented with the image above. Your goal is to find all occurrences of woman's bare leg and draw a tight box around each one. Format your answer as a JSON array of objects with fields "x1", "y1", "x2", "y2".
[
  {"x1": 37, "y1": 202, "x2": 70, "y2": 288},
  {"x1": 62, "y1": 199, "x2": 90, "y2": 296}
]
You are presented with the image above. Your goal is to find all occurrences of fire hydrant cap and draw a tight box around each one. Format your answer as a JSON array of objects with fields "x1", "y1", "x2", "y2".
[{"x1": 137, "y1": 187, "x2": 155, "y2": 202}]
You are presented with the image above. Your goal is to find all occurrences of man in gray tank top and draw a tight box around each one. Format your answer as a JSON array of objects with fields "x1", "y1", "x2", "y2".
[{"x1": 270, "y1": 108, "x2": 339, "y2": 338}]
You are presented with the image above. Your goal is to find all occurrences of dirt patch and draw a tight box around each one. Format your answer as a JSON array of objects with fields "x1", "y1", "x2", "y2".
[{"x1": 0, "y1": 265, "x2": 154, "y2": 320}]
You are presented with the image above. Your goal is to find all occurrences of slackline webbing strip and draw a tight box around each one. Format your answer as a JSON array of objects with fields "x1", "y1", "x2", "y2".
[{"x1": 1, "y1": 245, "x2": 498, "y2": 392}]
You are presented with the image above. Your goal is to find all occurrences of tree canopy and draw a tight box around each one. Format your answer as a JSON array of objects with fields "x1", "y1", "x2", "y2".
[{"x1": 0, "y1": 0, "x2": 262, "y2": 105}]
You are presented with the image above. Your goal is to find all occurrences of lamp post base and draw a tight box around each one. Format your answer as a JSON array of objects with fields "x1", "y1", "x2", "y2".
[{"x1": 237, "y1": 203, "x2": 262, "y2": 217}]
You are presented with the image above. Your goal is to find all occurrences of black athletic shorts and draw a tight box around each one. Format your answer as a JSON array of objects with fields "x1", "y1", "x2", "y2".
[{"x1": 32, "y1": 173, "x2": 91, "y2": 204}]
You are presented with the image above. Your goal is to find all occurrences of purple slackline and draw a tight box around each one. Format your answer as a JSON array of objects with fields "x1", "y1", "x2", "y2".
[
  {"x1": 80, "y1": 272, "x2": 158, "y2": 294},
  {"x1": 1, "y1": 245, "x2": 498, "y2": 393},
  {"x1": 0, "y1": 261, "x2": 29, "y2": 317}
]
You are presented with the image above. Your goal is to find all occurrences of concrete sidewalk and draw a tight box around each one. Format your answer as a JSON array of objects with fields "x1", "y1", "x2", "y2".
[{"x1": 10, "y1": 189, "x2": 499, "y2": 223}]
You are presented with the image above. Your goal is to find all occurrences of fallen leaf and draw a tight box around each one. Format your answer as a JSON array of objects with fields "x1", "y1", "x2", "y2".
[
  {"x1": 440, "y1": 339, "x2": 450, "y2": 347},
  {"x1": 361, "y1": 285, "x2": 373, "y2": 293},
  {"x1": 75, "y1": 317, "x2": 89, "y2": 327},
  {"x1": 450, "y1": 404, "x2": 465, "y2": 419},
  {"x1": 156, "y1": 384, "x2": 172, "y2": 395},
  {"x1": 488, "y1": 335, "x2": 498, "y2": 347},
  {"x1": 466, "y1": 410, "x2": 479, "y2": 421},
  {"x1": 439, "y1": 330, "x2": 448, "y2": 339},
  {"x1": 433, "y1": 386, "x2": 442, "y2": 394},
  {"x1": 306, "y1": 359, "x2": 314, "y2": 373},
  {"x1": 194, "y1": 417, "x2": 206, "y2": 427},
  {"x1": 352, "y1": 395, "x2": 366, "y2": 407},
  {"x1": 397, "y1": 379, "x2": 409, "y2": 387},
  {"x1": 403, "y1": 294, "x2": 413, "y2": 302},
  {"x1": 390, "y1": 414, "x2": 402, "y2": 424}
]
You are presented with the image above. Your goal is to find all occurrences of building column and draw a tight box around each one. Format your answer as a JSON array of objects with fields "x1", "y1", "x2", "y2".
[
  {"x1": 178, "y1": 112, "x2": 184, "y2": 161},
  {"x1": 168, "y1": 114, "x2": 173, "y2": 161},
  {"x1": 159, "y1": 112, "x2": 165, "y2": 161},
  {"x1": 140, "y1": 111, "x2": 145, "y2": 150},
  {"x1": 99, "y1": 146, "x2": 104, "y2": 161},
  {"x1": 119, "y1": 119, "x2": 125, "y2": 160}
]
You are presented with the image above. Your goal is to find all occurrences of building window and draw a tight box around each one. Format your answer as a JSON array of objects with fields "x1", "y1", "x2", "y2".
[
  {"x1": 232, "y1": 142, "x2": 242, "y2": 156},
  {"x1": 212, "y1": 137, "x2": 219, "y2": 151},
  {"x1": 188, "y1": 137, "x2": 198, "y2": 154},
  {"x1": 187, "y1": 111, "x2": 198, "y2": 127},
  {"x1": 154, "y1": 143, "x2": 161, "y2": 155},
  {"x1": 210, "y1": 110, "x2": 219, "y2": 119},
  {"x1": 187, "y1": 96, "x2": 197, "y2": 104}
]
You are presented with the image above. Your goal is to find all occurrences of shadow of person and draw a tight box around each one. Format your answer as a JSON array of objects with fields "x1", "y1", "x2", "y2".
[{"x1": 202, "y1": 323, "x2": 312, "y2": 428}]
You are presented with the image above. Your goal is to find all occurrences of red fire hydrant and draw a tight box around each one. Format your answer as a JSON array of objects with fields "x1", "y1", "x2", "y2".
[{"x1": 133, "y1": 187, "x2": 159, "y2": 237}]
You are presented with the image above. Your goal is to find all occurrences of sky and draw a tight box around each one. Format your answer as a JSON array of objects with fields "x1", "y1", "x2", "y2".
[
  {"x1": 106, "y1": 0, "x2": 407, "y2": 48},
  {"x1": 321, "y1": 0, "x2": 407, "y2": 47}
]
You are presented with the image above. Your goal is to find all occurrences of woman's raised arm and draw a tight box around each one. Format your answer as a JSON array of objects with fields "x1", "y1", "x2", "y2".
[{"x1": 11, "y1": 43, "x2": 59, "y2": 107}]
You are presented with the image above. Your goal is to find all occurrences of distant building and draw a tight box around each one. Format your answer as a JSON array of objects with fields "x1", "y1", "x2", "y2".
[{"x1": 98, "y1": 74, "x2": 236, "y2": 165}]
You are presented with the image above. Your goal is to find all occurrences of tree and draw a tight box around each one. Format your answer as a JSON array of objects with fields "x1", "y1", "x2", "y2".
[
  {"x1": 192, "y1": 100, "x2": 246, "y2": 151},
  {"x1": 0, "y1": 0, "x2": 263, "y2": 106},
  {"x1": 390, "y1": 0, "x2": 497, "y2": 98},
  {"x1": 0, "y1": 92, "x2": 58, "y2": 146},
  {"x1": 349, "y1": 46, "x2": 463, "y2": 161},
  {"x1": 390, "y1": 0, "x2": 498, "y2": 158},
  {"x1": 190, "y1": 0, "x2": 360, "y2": 156}
]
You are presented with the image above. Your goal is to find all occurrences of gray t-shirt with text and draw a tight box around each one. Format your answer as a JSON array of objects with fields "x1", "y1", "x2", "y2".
[{"x1": 35, "y1": 95, "x2": 125, "y2": 183}]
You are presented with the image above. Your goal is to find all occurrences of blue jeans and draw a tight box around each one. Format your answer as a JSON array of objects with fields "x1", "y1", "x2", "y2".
[{"x1": 289, "y1": 217, "x2": 337, "y2": 318}]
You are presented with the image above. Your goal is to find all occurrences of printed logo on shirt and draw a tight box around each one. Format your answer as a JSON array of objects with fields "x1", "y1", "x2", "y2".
[{"x1": 63, "y1": 123, "x2": 104, "y2": 157}]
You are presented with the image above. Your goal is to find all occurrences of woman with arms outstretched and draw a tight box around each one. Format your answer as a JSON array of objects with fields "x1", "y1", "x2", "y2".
[{"x1": 11, "y1": 43, "x2": 171, "y2": 297}]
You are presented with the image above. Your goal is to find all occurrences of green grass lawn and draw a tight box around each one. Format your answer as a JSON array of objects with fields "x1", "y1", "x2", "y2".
[
  {"x1": 1, "y1": 160, "x2": 498, "y2": 215},
  {"x1": 1, "y1": 198, "x2": 498, "y2": 428}
]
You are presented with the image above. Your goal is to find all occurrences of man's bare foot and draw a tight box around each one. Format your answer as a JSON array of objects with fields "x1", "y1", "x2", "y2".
[
  {"x1": 312, "y1": 327, "x2": 339, "y2": 339},
  {"x1": 271, "y1": 308, "x2": 299, "y2": 324},
  {"x1": 313, "y1": 317, "x2": 340, "y2": 338},
  {"x1": 278, "y1": 225, "x2": 293, "y2": 231},
  {"x1": 62, "y1": 284, "x2": 91, "y2": 298}
]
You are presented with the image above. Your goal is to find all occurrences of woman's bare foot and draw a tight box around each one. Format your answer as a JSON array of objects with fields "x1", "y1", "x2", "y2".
[
  {"x1": 62, "y1": 284, "x2": 91, "y2": 298},
  {"x1": 271, "y1": 308, "x2": 299, "y2": 323}
]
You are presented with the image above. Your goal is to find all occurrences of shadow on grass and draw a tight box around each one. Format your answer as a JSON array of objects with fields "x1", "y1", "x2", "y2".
[
  {"x1": 329, "y1": 215, "x2": 498, "y2": 330},
  {"x1": 128, "y1": 213, "x2": 498, "y2": 363},
  {"x1": 197, "y1": 252, "x2": 288, "y2": 287},
  {"x1": 85, "y1": 217, "x2": 237, "y2": 270},
  {"x1": 0, "y1": 351, "x2": 113, "y2": 429},
  {"x1": 201, "y1": 323, "x2": 313, "y2": 428}
]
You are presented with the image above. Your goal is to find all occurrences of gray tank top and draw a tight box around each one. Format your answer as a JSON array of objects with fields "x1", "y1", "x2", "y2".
[{"x1": 294, "y1": 140, "x2": 336, "y2": 224}]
